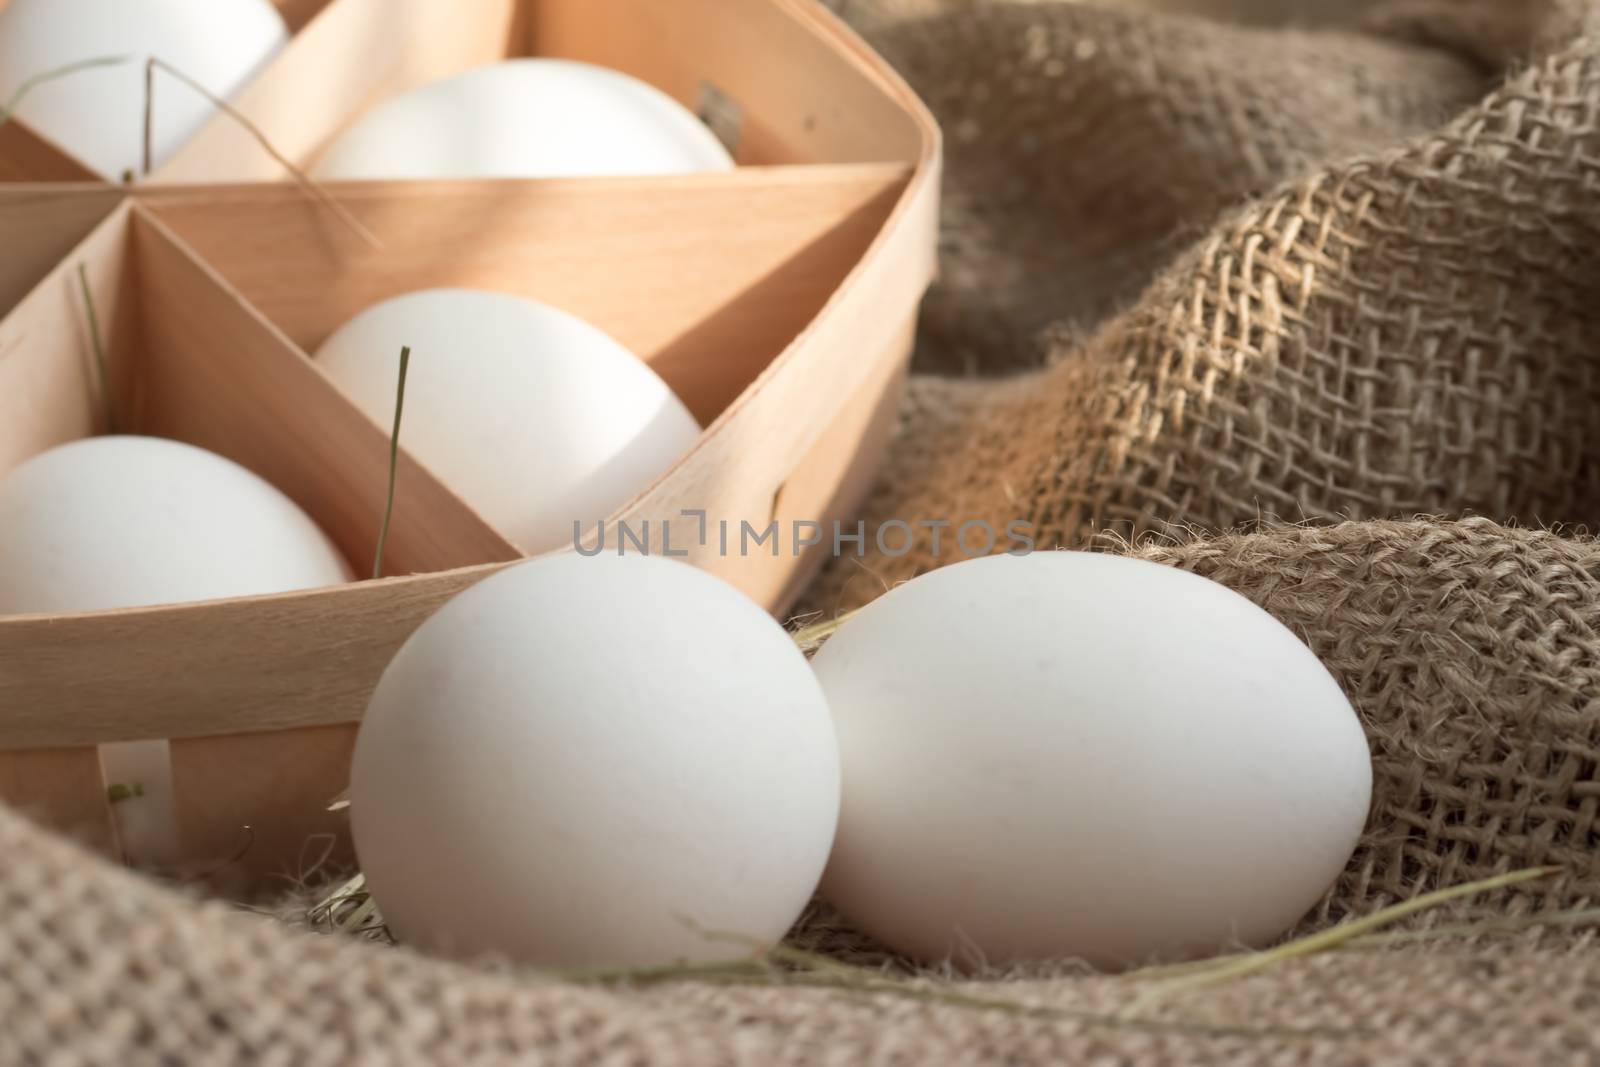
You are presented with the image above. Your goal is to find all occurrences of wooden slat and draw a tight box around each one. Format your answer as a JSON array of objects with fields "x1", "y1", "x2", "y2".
[
  {"x1": 171, "y1": 725, "x2": 357, "y2": 894},
  {"x1": 0, "y1": 561, "x2": 506, "y2": 749},
  {"x1": 770, "y1": 316, "x2": 913, "y2": 614},
  {"x1": 0, "y1": 746, "x2": 120, "y2": 858}
]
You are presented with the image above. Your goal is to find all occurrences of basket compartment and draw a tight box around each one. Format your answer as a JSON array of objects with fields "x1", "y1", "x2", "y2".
[
  {"x1": 144, "y1": 165, "x2": 909, "y2": 423},
  {"x1": 0, "y1": 0, "x2": 340, "y2": 183}
]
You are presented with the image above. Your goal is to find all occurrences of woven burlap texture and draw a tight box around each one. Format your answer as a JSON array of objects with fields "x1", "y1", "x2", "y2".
[{"x1": 6, "y1": 1, "x2": 1600, "y2": 1063}]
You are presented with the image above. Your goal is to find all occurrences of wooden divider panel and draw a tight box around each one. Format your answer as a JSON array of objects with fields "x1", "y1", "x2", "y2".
[
  {"x1": 0, "y1": 199, "x2": 135, "y2": 477},
  {"x1": 0, "y1": 124, "x2": 100, "y2": 184}
]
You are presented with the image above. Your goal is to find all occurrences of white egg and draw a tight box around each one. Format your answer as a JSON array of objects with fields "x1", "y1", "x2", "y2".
[
  {"x1": 313, "y1": 289, "x2": 701, "y2": 555},
  {"x1": 350, "y1": 552, "x2": 840, "y2": 968},
  {"x1": 0, "y1": 435, "x2": 351, "y2": 613},
  {"x1": 312, "y1": 58, "x2": 735, "y2": 180},
  {"x1": 0, "y1": 0, "x2": 289, "y2": 180},
  {"x1": 0, "y1": 435, "x2": 351, "y2": 867},
  {"x1": 811, "y1": 551, "x2": 1372, "y2": 969}
]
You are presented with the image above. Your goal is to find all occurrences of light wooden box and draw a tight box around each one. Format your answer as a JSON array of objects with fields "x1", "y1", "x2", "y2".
[{"x1": 0, "y1": 0, "x2": 939, "y2": 891}]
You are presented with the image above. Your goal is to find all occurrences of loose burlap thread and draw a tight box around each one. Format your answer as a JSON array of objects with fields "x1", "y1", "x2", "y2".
[{"x1": 6, "y1": 1, "x2": 1600, "y2": 1062}]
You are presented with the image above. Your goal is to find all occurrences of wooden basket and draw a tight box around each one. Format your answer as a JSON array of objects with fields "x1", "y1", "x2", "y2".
[{"x1": 0, "y1": 0, "x2": 939, "y2": 891}]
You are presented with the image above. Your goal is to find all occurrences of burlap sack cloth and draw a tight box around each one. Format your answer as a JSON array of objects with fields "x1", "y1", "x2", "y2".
[{"x1": 6, "y1": 0, "x2": 1600, "y2": 1062}]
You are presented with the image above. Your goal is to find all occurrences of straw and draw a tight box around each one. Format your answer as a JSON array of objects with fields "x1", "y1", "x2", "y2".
[{"x1": 372, "y1": 347, "x2": 412, "y2": 580}]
